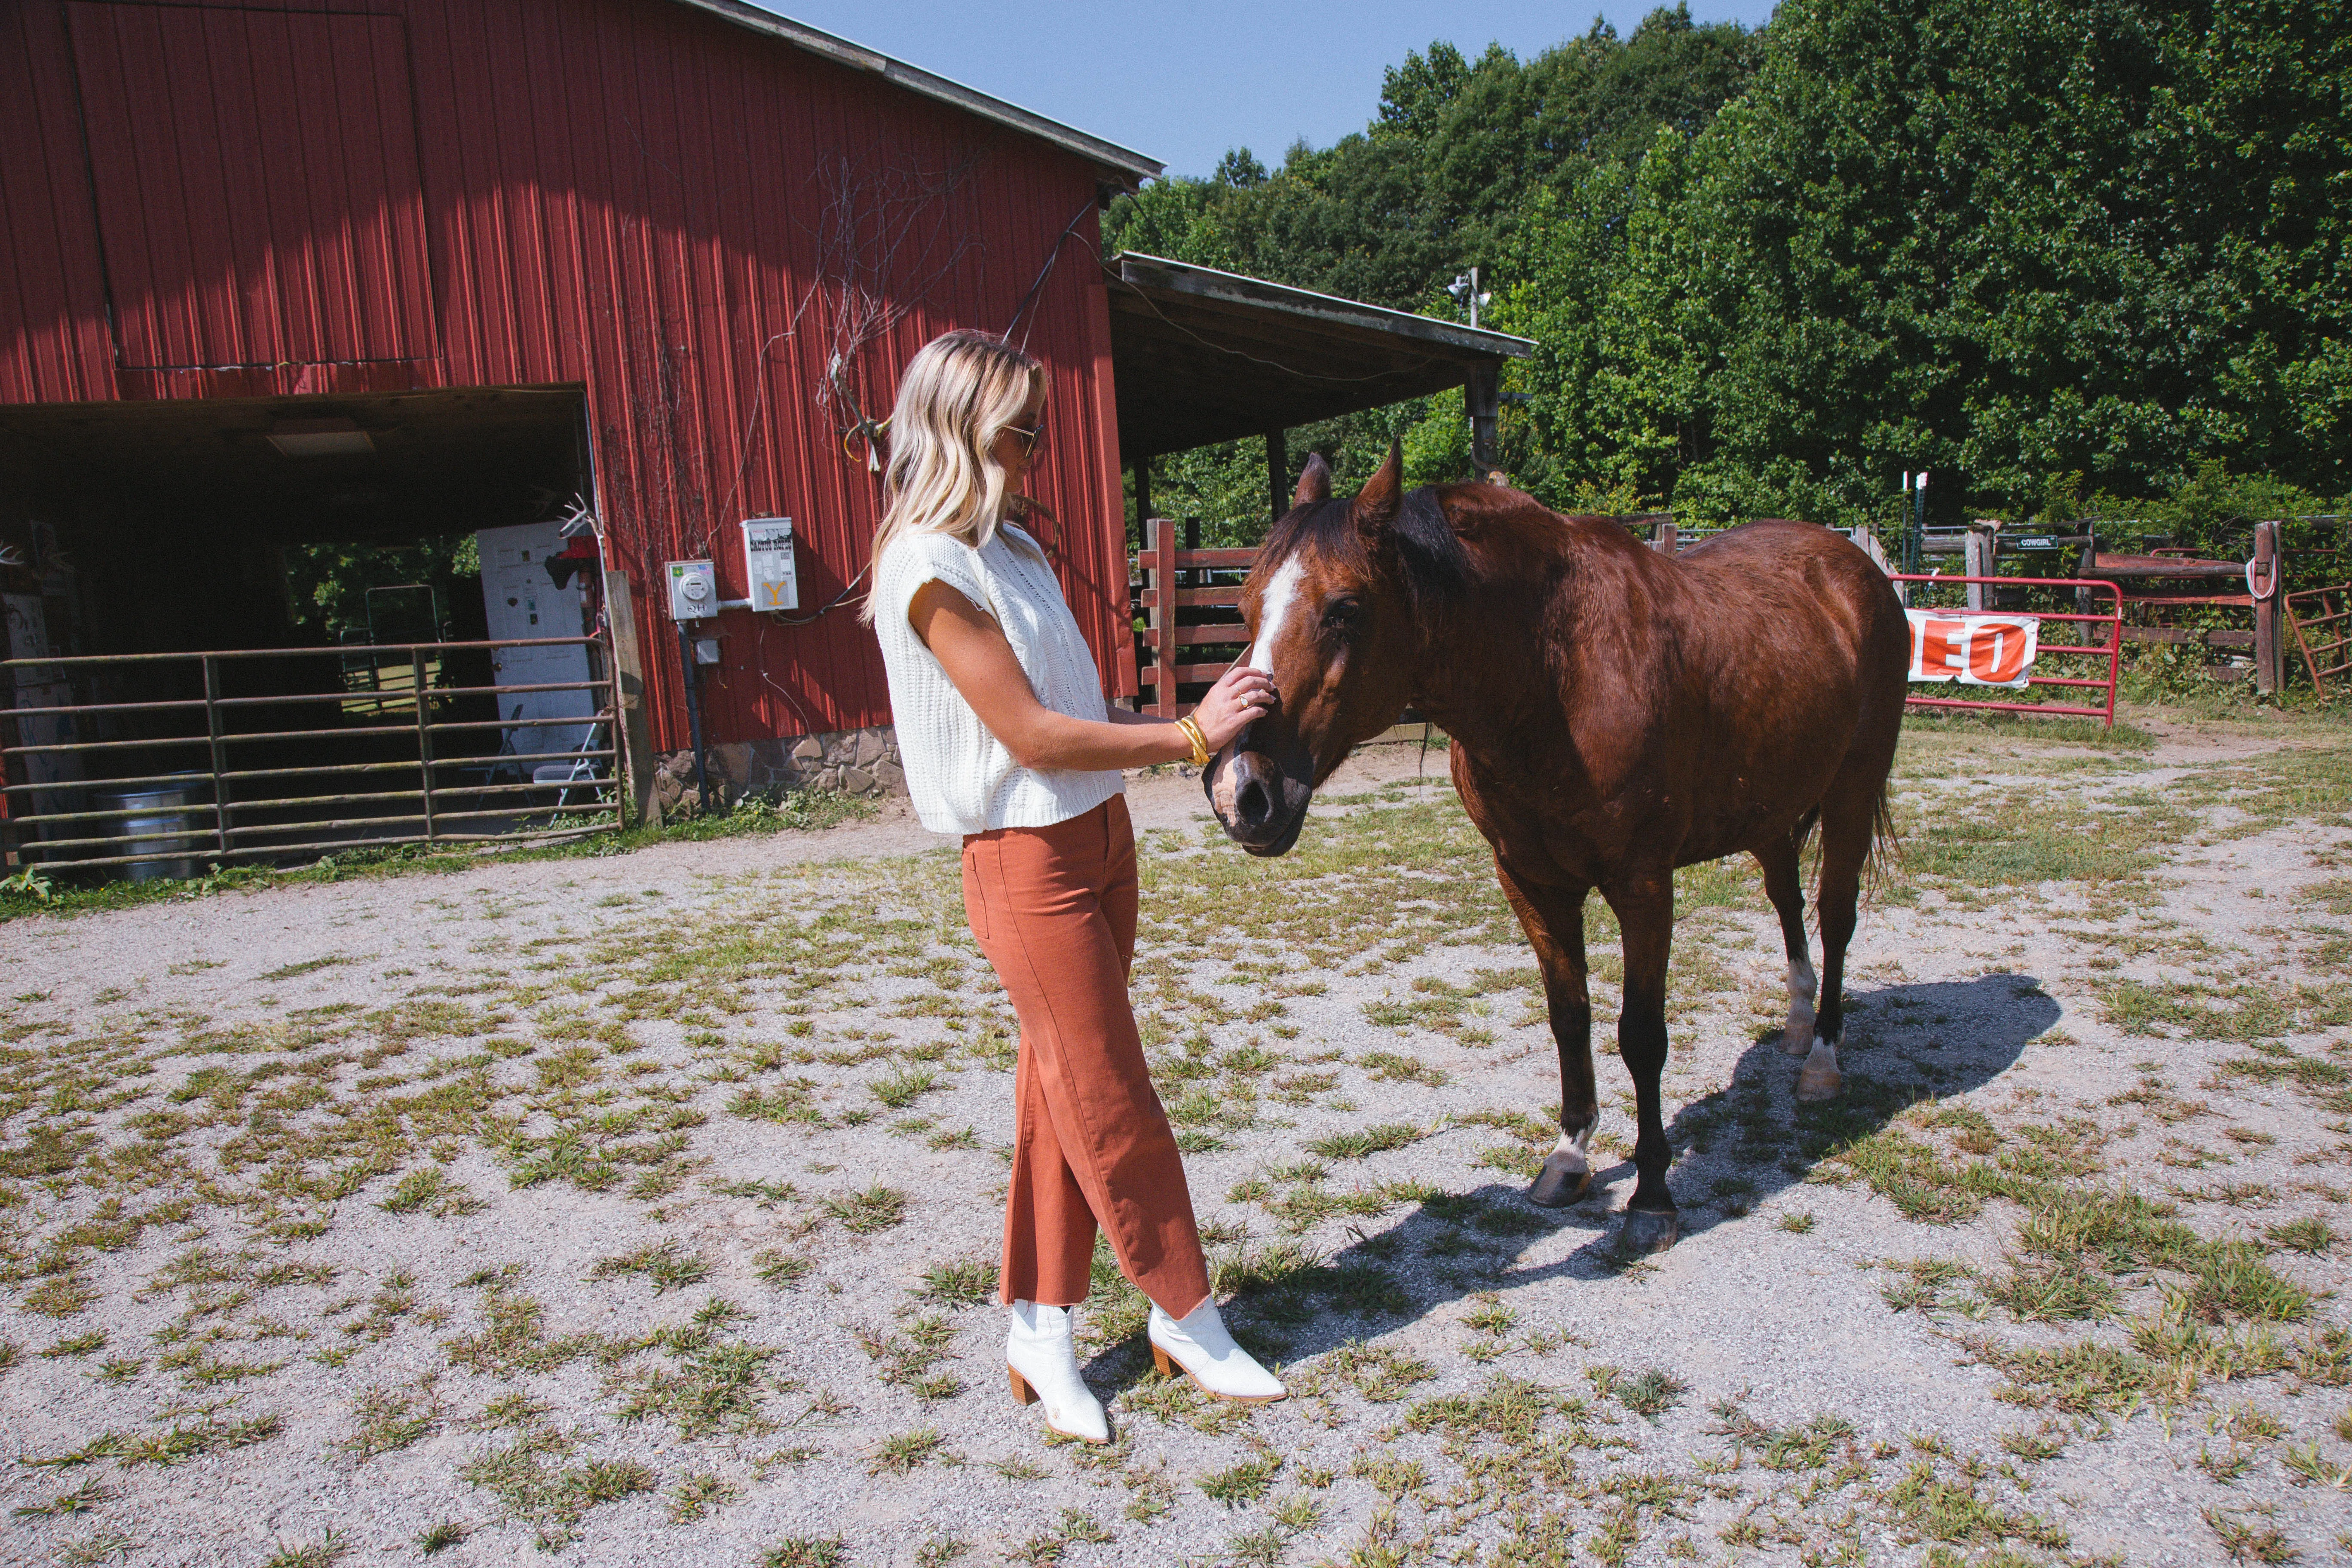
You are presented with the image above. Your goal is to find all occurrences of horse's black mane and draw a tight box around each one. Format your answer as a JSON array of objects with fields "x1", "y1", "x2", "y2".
[{"x1": 1262, "y1": 485, "x2": 1470, "y2": 626}]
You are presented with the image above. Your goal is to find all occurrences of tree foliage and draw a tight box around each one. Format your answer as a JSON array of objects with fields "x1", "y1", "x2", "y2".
[
  {"x1": 282, "y1": 535, "x2": 479, "y2": 643},
  {"x1": 1106, "y1": 0, "x2": 2348, "y2": 539},
  {"x1": 1512, "y1": 0, "x2": 2352, "y2": 528}
]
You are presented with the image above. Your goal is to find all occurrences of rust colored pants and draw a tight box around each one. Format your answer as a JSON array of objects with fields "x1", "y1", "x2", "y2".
[{"x1": 962, "y1": 794, "x2": 1211, "y2": 1316}]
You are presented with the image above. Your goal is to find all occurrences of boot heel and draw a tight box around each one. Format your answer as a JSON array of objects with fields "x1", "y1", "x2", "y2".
[
  {"x1": 1008, "y1": 1367, "x2": 1037, "y2": 1404},
  {"x1": 1151, "y1": 1343, "x2": 1174, "y2": 1378}
]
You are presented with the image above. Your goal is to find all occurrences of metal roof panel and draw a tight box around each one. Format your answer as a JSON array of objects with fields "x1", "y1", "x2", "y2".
[{"x1": 670, "y1": 0, "x2": 1162, "y2": 182}]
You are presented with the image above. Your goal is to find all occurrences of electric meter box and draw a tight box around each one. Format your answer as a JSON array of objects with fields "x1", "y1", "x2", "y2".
[
  {"x1": 741, "y1": 517, "x2": 799, "y2": 613},
  {"x1": 665, "y1": 559, "x2": 716, "y2": 621}
]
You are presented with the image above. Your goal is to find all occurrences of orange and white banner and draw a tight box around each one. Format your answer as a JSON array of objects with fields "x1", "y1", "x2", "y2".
[{"x1": 1906, "y1": 610, "x2": 2038, "y2": 689}]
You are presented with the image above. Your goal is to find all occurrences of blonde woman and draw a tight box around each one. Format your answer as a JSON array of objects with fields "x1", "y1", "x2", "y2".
[{"x1": 867, "y1": 329, "x2": 1284, "y2": 1444}]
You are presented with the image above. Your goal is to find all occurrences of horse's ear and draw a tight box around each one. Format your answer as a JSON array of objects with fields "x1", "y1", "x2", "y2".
[
  {"x1": 1352, "y1": 439, "x2": 1403, "y2": 536},
  {"x1": 1292, "y1": 452, "x2": 1332, "y2": 507}
]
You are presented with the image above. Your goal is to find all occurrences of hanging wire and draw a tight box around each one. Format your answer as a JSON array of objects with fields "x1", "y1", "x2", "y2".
[
  {"x1": 1005, "y1": 195, "x2": 1104, "y2": 349},
  {"x1": 762, "y1": 560, "x2": 875, "y2": 628}
]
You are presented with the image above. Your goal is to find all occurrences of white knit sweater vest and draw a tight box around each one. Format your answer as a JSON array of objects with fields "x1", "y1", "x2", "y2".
[{"x1": 872, "y1": 525, "x2": 1123, "y2": 836}]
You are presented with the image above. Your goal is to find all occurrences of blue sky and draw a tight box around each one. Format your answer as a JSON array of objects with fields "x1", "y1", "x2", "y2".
[{"x1": 757, "y1": 2, "x2": 1780, "y2": 180}]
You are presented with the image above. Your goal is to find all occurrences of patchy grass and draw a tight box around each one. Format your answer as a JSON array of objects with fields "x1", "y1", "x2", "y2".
[
  {"x1": 823, "y1": 1185, "x2": 909, "y2": 1234},
  {"x1": 8, "y1": 712, "x2": 2352, "y2": 1563},
  {"x1": 589, "y1": 1243, "x2": 711, "y2": 1294}
]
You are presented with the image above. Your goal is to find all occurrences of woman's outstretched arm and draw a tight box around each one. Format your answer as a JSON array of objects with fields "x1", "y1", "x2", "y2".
[{"x1": 909, "y1": 579, "x2": 1270, "y2": 772}]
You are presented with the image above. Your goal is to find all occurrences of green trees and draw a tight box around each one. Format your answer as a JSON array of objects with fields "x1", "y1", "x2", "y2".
[
  {"x1": 1105, "y1": 6, "x2": 1761, "y2": 538},
  {"x1": 1106, "y1": 1, "x2": 2348, "y2": 538},
  {"x1": 1107, "y1": 7, "x2": 1761, "y2": 312},
  {"x1": 1512, "y1": 0, "x2": 2352, "y2": 527}
]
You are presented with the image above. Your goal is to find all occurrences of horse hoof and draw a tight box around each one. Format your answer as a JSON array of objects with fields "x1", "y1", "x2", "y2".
[
  {"x1": 1780, "y1": 1027, "x2": 1814, "y2": 1058},
  {"x1": 1795, "y1": 1064, "x2": 1843, "y2": 1102},
  {"x1": 1619, "y1": 1208, "x2": 1679, "y2": 1254},
  {"x1": 1527, "y1": 1159, "x2": 1591, "y2": 1209}
]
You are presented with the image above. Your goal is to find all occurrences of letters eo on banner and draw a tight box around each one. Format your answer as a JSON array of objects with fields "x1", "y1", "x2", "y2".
[{"x1": 1905, "y1": 610, "x2": 2039, "y2": 689}]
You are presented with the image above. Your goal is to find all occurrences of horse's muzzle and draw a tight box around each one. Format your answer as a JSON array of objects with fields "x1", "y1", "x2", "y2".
[{"x1": 1205, "y1": 747, "x2": 1309, "y2": 857}]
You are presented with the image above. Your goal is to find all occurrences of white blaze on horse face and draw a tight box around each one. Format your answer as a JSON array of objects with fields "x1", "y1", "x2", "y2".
[
  {"x1": 1213, "y1": 554, "x2": 1305, "y2": 823},
  {"x1": 1783, "y1": 957, "x2": 1818, "y2": 1052},
  {"x1": 1244, "y1": 554, "x2": 1306, "y2": 680}
]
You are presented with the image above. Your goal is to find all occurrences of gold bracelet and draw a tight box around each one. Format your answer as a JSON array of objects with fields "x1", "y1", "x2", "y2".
[{"x1": 1175, "y1": 715, "x2": 1211, "y2": 768}]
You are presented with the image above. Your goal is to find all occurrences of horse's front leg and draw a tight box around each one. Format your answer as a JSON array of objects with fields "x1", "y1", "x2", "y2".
[
  {"x1": 1494, "y1": 862, "x2": 1596, "y2": 1208},
  {"x1": 1605, "y1": 872, "x2": 1678, "y2": 1253}
]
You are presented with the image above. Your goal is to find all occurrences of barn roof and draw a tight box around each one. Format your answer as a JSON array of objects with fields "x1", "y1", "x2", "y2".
[
  {"x1": 1105, "y1": 253, "x2": 1536, "y2": 460},
  {"x1": 676, "y1": 1, "x2": 1163, "y2": 182}
]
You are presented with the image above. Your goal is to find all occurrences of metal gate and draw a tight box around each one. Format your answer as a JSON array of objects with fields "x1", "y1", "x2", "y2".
[
  {"x1": 1890, "y1": 573, "x2": 2124, "y2": 726},
  {"x1": 1, "y1": 635, "x2": 621, "y2": 876}
]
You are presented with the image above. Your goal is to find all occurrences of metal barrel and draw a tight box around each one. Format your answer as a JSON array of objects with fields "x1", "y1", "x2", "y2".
[{"x1": 95, "y1": 779, "x2": 205, "y2": 881}]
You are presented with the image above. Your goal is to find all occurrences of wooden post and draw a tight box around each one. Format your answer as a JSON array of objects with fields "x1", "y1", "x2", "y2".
[
  {"x1": 1650, "y1": 521, "x2": 1678, "y2": 554},
  {"x1": 1964, "y1": 525, "x2": 1997, "y2": 611},
  {"x1": 1265, "y1": 431, "x2": 1286, "y2": 528},
  {"x1": 1147, "y1": 516, "x2": 1178, "y2": 717},
  {"x1": 412, "y1": 648, "x2": 437, "y2": 842},
  {"x1": 603, "y1": 570, "x2": 660, "y2": 826},
  {"x1": 1849, "y1": 527, "x2": 1903, "y2": 605},
  {"x1": 2253, "y1": 520, "x2": 2283, "y2": 696},
  {"x1": 202, "y1": 655, "x2": 232, "y2": 857},
  {"x1": 1133, "y1": 461, "x2": 1152, "y2": 551},
  {"x1": 1465, "y1": 360, "x2": 1501, "y2": 473}
]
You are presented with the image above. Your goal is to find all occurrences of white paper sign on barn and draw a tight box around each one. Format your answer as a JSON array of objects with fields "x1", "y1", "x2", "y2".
[{"x1": 1905, "y1": 610, "x2": 2040, "y2": 689}]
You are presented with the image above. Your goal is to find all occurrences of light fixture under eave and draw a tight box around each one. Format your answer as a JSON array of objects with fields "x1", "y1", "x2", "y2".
[{"x1": 266, "y1": 417, "x2": 374, "y2": 457}]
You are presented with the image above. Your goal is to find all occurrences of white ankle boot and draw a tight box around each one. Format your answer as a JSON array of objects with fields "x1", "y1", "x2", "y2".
[
  {"x1": 1147, "y1": 1299, "x2": 1286, "y2": 1402},
  {"x1": 1005, "y1": 1302, "x2": 1110, "y2": 1444}
]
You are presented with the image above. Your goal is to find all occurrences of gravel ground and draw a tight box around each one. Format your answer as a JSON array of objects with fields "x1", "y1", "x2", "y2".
[{"x1": 3, "y1": 713, "x2": 2349, "y2": 1568}]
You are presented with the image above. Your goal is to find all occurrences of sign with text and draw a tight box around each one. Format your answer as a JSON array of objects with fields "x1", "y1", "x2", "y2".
[{"x1": 1906, "y1": 610, "x2": 2039, "y2": 689}]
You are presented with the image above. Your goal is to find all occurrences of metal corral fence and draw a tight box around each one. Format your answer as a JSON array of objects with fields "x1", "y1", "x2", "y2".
[
  {"x1": 1, "y1": 636, "x2": 620, "y2": 876},
  {"x1": 1890, "y1": 573, "x2": 2124, "y2": 726}
]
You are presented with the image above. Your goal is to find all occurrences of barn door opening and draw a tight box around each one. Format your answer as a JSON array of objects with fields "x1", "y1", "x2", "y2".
[{"x1": 0, "y1": 386, "x2": 622, "y2": 878}]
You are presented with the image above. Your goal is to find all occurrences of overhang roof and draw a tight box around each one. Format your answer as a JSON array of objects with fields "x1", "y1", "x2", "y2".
[
  {"x1": 1105, "y1": 253, "x2": 1535, "y2": 461},
  {"x1": 676, "y1": 1, "x2": 1162, "y2": 183}
]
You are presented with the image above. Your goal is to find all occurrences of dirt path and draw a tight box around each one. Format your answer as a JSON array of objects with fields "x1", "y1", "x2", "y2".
[{"x1": 3, "y1": 712, "x2": 2348, "y2": 1568}]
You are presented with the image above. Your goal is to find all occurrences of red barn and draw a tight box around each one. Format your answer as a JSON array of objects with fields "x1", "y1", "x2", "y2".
[{"x1": 0, "y1": 0, "x2": 1525, "y2": 867}]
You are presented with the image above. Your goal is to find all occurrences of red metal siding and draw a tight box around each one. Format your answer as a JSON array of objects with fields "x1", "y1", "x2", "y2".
[
  {"x1": 0, "y1": 0, "x2": 1136, "y2": 750},
  {"x1": 65, "y1": 3, "x2": 439, "y2": 368}
]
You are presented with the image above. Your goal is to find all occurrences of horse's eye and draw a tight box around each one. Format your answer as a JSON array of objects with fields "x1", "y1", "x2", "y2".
[{"x1": 1321, "y1": 598, "x2": 1359, "y2": 634}]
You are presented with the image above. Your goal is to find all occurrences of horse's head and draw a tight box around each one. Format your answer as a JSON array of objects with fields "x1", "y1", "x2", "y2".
[{"x1": 1206, "y1": 442, "x2": 1458, "y2": 856}]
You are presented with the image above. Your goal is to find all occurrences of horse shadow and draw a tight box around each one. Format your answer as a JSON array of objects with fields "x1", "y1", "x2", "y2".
[{"x1": 1091, "y1": 972, "x2": 2059, "y2": 1382}]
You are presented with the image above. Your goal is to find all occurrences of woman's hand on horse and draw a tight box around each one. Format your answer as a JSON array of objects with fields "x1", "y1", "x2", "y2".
[{"x1": 1191, "y1": 665, "x2": 1274, "y2": 752}]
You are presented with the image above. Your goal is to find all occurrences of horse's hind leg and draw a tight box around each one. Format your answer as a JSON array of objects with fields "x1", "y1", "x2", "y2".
[
  {"x1": 1605, "y1": 871, "x2": 1678, "y2": 1252},
  {"x1": 1801, "y1": 776, "x2": 1881, "y2": 1103},
  {"x1": 1755, "y1": 831, "x2": 1815, "y2": 1057},
  {"x1": 1495, "y1": 862, "x2": 1598, "y2": 1208}
]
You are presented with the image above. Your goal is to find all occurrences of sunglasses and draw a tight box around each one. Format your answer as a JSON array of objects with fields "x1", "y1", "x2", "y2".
[{"x1": 1002, "y1": 418, "x2": 1046, "y2": 459}]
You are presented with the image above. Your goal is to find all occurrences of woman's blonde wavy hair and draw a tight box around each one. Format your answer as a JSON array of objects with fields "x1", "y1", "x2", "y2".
[{"x1": 861, "y1": 329, "x2": 1045, "y2": 624}]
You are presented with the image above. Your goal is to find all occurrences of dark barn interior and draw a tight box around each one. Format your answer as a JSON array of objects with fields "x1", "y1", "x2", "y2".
[{"x1": 0, "y1": 387, "x2": 597, "y2": 869}]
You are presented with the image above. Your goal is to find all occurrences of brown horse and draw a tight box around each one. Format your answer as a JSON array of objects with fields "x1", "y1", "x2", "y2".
[{"x1": 1205, "y1": 446, "x2": 1908, "y2": 1253}]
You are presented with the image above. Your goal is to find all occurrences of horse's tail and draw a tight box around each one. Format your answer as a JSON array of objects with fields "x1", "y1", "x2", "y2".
[
  {"x1": 1798, "y1": 782, "x2": 1902, "y2": 902},
  {"x1": 1864, "y1": 776, "x2": 1902, "y2": 898}
]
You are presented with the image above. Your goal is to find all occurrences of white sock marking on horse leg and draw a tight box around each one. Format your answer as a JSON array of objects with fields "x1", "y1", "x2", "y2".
[
  {"x1": 1783, "y1": 956, "x2": 1818, "y2": 1053},
  {"x1": 1548, "y1": 1126, "x2": 1594, "y2": 1175},
  {"x1": 1796, "y1": 1034, "x2": 1842, "y2": 1102}
]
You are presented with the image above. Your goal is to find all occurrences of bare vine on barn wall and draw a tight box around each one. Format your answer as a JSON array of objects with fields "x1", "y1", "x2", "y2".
[
  {"x1": 611, "y1": 143, "x2": 987, "y2": 647},
  {"x1": 799, "y1": 147, "x2": 984, "y2": 473}
]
